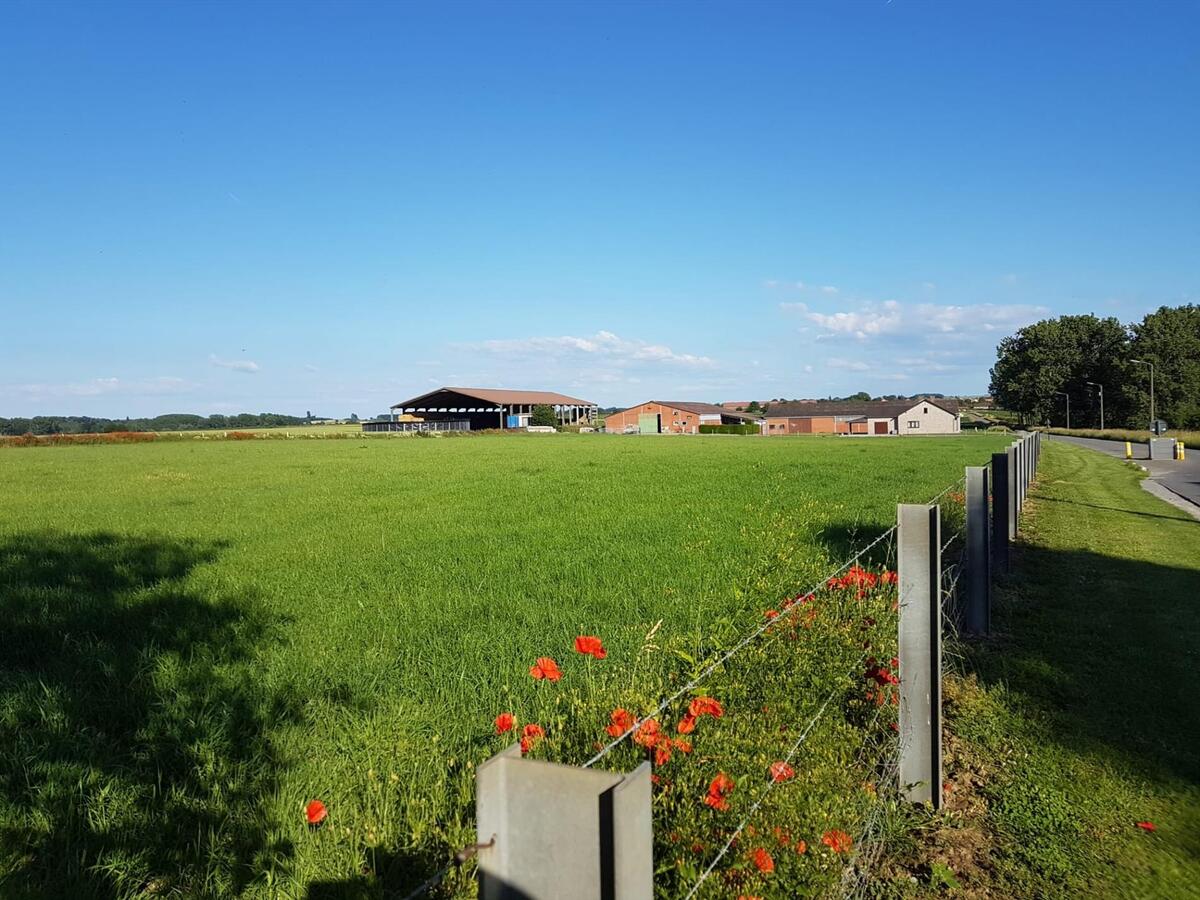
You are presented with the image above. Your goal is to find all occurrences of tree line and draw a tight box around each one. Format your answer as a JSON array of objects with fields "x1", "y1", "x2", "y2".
[
  {"x1": 0, "y1": 413, "x2": 311, "y2": 436},
  {"x1": 989, "y1": 304, "x2": 1200, "y2": 429}
]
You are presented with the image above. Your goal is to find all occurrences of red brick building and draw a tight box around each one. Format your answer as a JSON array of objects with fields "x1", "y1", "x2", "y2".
[{"x1": 604, "y1": 401, "x2": 761, "y2": 434}]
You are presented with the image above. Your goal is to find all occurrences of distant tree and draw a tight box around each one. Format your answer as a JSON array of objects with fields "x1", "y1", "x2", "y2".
[
  {"x1": 348, "y1": 413, "x2": 359, "y2": 423},
  {"x1": 1128, "y1": 304, "x2": 1200, "y2": 429},
  {"x1": 745, "y1": 400, "x2": 763, "y2": 414},
  {"x1": 847, "y1": 391, "x2": 871, "y2": 402},
  {"x1": 530, "y1": 404, "x2": 558, "y2": 428},
  {"x1": 990, "y1": 314, "x2": 1131, "y2": 427}
]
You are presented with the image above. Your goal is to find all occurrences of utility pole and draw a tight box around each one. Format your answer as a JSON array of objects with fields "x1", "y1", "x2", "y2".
[
  {"x1": 1085, "y1": 381, "x2": 1105, "y2": 431},
  {"x1": 1056, "y1": 391, "x2": 1070, "y2": 430},
  {"x1": 1131, "y1": 358, "x2": 1155, "y2": 430}
]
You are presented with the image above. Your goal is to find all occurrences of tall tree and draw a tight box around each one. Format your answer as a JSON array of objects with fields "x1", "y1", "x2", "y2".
[
  {"x1": 1128, "y1": 304, "x2": 1200, "y2": 429},
  {"x1": 990, "y1": 315, "x2": 1132, "y2": 426}
]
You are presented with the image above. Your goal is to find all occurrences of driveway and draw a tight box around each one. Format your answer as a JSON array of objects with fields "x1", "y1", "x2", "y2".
[{"x1": 1046, "y1": 433, "x2": 1200, "y2": 513}]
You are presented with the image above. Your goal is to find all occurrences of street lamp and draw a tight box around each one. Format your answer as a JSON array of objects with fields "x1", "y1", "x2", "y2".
[
  {"x1": 1056, "y1": 391, "x2": 1070, "y2": 430},
  {"x1": 1085, "y1": 381, "x2": 1104, "y2": 431},
  {"x1": 1130, "y1": 358, "x2": 1155, "y2": 429}
]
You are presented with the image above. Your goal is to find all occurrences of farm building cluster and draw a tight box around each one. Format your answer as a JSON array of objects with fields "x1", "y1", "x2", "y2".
[{"x1": 364, "y1": 388, "x2": 962, "y2": 436}]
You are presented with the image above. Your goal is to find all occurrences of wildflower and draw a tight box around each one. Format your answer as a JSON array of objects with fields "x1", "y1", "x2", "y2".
[
  {"x1": 882, "y1": 570, "x2": 899, "y2": 584},
  {"x1": 772, "y1": 826, "x2": 790, "y2": 846},
  {"x1": 529, "y1": 657, "x2": 562, "y2": 681},
  {"x1": 769, "y1": 761, "x2": 795, "y2": 783},
  {"x1": 1136, "y1": 821, "x2": 1156, "y2": 832},
  {"x1": 795, "y1": 839, "x2": 807, "y2": 854},
  {"x1": 821, "y1": 829, "x2": 852, "y2": 853},
  {"x1": 751, "y1": 847, "x2": 774, "y2": 873},
  {"x1": 704, "y1": 772, "x2": 735, "y2": 811},
  {"x1": 673, "y1": 738, "x2": 692, "y2": 753},
  {"x1": 677, "y1": 713, "x2": 697, "y2": 734},
  {"x1": 605, "y1": 708, "x2": 636, "y2": 738},
  {"x1": 494, "y1": 712, "x2": 515, "y2": 734},
  {"x1": 633, "y1": 718, "x2": 662, "y2": 748},
  {"x1": 689, "y1": 696, "x2": 724, "y2": 719},
  {"x1": 764, "y1": 609, "x2": 779, "y2": 619},
  {"x1": 654, "y1": 743, "x2": 672, "y2": 766},
  {"x1": 305, "y1": 800, "x2": 327, "y2": 826},
  {"x1": 519, "y1": 723, "x2": 544, "y2": 754},
  {"x1": 574, "y1": 635, "x2": 607, "y2": 659}
]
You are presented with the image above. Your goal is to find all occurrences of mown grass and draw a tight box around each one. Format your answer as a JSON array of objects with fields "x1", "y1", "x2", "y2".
[
  {"x1": 895, "y1": 442, "x2": 1200, "y2": 898},
  {"x1": 0, "y1": 433, "x2": 1005, "y2": 897}
]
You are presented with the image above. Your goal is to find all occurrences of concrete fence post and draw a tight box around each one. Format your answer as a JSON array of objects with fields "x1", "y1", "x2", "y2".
[
  {"x1": 964, "y1": 466, "x2": 990, "y2": 635},
  {"x1": 476, "y1": 747, "x2": 653, "y2": 899},
  {"x1": 991, "y1": 452, "x2": 1010, "y2": 573},
  {"x1": 1007, "y1": 445, "x2": 1019, "y2": 537},
  {"x1": 898, "y1": 503, "x2": 942, "y2": 809}
]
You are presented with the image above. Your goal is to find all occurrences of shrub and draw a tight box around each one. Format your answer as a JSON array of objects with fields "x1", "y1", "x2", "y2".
[
  {"x1": 227, "y1": 431, "x2": 257, "y2": 441},
  {"x1": 699, "y1": 424, "x2": 761, "y2": 435}
]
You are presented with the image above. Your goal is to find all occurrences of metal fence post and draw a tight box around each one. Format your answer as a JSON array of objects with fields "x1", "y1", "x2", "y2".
[
  {"x1": 898, "y1": 503, "x2": 942, "y2": 808},
  {"x1": 991, "y1": 452, "x2": 1010, "y2": 573},
  {"x1": 964, "y1": 466, "x2": 990, "y2": 635},
  {"x1": 476, "y1": 747, "x2": 653, "y2": 899}
]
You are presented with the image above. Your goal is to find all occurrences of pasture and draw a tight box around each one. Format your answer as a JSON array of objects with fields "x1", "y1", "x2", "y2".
[{"x1": 0, "y1": 433, "x2": 1007, "y2": 897}]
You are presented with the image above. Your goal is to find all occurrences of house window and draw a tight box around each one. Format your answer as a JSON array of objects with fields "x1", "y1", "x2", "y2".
[
  {"x1": 908, "y1": 420, "x2": 920, "y2": 429},
  {"x1": 923, "y1": 407, "x2": 928, "y2": 414}
]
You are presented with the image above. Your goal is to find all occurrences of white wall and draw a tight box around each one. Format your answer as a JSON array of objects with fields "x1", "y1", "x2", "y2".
[{"x1": 895, "y1": 402, "x2": 959, "y2": 435}]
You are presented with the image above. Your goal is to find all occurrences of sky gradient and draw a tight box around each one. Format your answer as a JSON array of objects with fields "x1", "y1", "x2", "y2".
[{"x1": 2, "y1": 1, "x2": 1197, "y2": 417}]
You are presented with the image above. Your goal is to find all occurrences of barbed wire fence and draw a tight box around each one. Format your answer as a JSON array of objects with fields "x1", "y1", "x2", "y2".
[{"x1": 402, "y1": 433, "x2": 1040, "y2": 899}]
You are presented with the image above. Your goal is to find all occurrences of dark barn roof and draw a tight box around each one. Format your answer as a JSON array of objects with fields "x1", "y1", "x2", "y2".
[{"x1": 392, "y1": 386, "x2": 596, "y2": 409}]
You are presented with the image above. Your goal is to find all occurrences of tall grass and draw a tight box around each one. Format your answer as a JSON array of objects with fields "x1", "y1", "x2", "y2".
[
  {"x1": 0, "y1": 434, "x2": 1007, "y2": 896},
  {"x1": 1039, "y1": 426, "x2": 1199, "y2": 449}
]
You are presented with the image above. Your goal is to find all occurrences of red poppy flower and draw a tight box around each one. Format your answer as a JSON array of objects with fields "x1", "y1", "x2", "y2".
[
  {"x1": 704, "y1": 772, "x2": 735, "y2": 810},
  {"x1": 305, "y1": 799, "x2": 327, "y2": 826},
  {"x1": 632, "y1": 718, "x2": 662, "y2": 748},
  {"x1": 795, "y1": 839, "x2": 807, "y2": 854},
  {"x1": 574, "y1": 635, "x2": 607, "y2": 659},
  {"x1": 1136, "y1": 821, "x2": 1156, "y2": 832},
  {"x1": 751, "y1": 847, "x2": 774, "y2": 873},
  {"x1": 494, "y1": 712, "x2": 515, "y2": 734},
  {"x1": 882, "y1": 570, "x2": 899, "y2": 584},
  {"x1": 605, "y1": 707, "x2": 635, "y2": 738},
  {"x1": 529, "y1": 657, "x2": 562, "y2": 681},
  {"x1": 764, "y1": 609, "x2": 779, "y2": 619},
  {"x1": 654, "y1": 744, "x2": 672, "y2": 766},
  {"x1": 519, "y1": 723, "x2": 545, "y2": 754},
  {"x1": 769, "y1": 761, "x2": 795, "y2": 783},
  {"x1": 689, "y1": 696, "x2": 724, "y2": 719},
  {"x1": 677, "y1": 713, "x2": 697, "y2": 734},
  {"x1": 821, "y1": 829, "x2": 852, "y2": 853},
  {"x1": 673, "y1": 738, "x2": 692, "y2": 754}
]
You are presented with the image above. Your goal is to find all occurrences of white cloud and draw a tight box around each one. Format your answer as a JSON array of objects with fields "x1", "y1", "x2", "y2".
[
  {"x1": 786, "y1": 297, "x2": 1045, "y2": 342},
  {"x1": 820, "y1": 285, "x2": 839, "y2": 294},
  {"x1": 827, "y1": 358, "x2": 871, "y2": 371},
  {"x1": 1, "y1": 376, "x2": 193, "y2": 400},
  {"x1": 210, "y1": 354, "x2": 260, "y2": 373},
  {"x1": 802, "y1": 300, "x2": 903, "y2": 339},
  {"x1": 469, "y1": 331, "x2": 714, "y2": 368}
]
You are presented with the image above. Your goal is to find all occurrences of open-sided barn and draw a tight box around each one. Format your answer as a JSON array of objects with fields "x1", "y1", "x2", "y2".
[{"x1": 363, "y1": 387, "x2": 598, "y2": 432}]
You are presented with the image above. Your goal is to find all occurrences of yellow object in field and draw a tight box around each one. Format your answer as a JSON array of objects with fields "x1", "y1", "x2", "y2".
[
  {"x1": 1125, "y1": 441, "x2": 1133, "y2": 459},
  {"x1": 1178, "y1": 441, "x2": 1186, "y2": 460}
]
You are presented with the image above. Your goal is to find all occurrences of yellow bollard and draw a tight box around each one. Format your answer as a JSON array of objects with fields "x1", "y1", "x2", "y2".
[
  {"x1": 1178, "y1": 440, "x2": 1186, "y2": 461},
  {"x1": 1125, "y1": 441, "x2": 1133, "y2": 459}
]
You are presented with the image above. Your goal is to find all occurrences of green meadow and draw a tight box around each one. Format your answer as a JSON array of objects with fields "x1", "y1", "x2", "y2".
[{"x1": 0, "y1": 433, "x2": 1006, "y2": 897}]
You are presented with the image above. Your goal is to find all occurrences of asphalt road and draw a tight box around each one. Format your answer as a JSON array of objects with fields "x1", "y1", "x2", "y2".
[{"x1": 1047, "y1": 433, "x2": 1200, "y2": 510}]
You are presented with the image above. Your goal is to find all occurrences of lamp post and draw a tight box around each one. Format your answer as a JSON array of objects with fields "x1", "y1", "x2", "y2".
[
  {"x1": 1130, "y1": 358, "x2": 1155, "y2": 429},
  {"x1": 1056, "y1": 391, "x2": 1070, "y2": 430},
  {"x1": 1085, "y1": 381, "x2": 1104, "y2": 431}
]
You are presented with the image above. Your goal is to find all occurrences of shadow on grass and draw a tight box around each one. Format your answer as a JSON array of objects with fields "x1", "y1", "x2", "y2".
[
  {"x1": 0, "y1": 531, "x2": 298, "y2": 898},
  {"x1": 1036, "y1": 494, "x2": 1198, "y2": 524},
  {"x1": 970, "y1": 543, "x2": 1200, "y2": 788}
]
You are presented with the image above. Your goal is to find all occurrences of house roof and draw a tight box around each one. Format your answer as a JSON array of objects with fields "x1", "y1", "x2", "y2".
[
  {"x1": 764, "y1": 397, "x2": 960, "y2": 419},
  {"x1": 392, "y1": 386, "x2": 596, "y2": 409}
]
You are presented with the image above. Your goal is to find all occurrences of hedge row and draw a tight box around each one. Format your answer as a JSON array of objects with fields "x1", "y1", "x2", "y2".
[{"x1": 699, "y1": 424, "x2": 761, "y2": 435}]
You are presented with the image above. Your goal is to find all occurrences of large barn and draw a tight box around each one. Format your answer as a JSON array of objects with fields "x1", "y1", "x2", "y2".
[
  {"x1": 363, "y1": 387, "x2": 598, "y2": 432},
  {"x1": 603, "y1": 401, "x2": 761, "y2": 434},
  {"x1": 761, "y1": 397, "x2": 961, "y2": 436}
]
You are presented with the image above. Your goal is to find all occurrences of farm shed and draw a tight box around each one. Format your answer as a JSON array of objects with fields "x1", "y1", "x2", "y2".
[
  {"x1": 762, "y1": 398, "x2": 961, "y2": 436},
  {"x1": 385, "y1": 387, "x2": 598, "y2": 431},
  {"x1": 603, "y1": 401, "x2": 762, "y2": 434}
]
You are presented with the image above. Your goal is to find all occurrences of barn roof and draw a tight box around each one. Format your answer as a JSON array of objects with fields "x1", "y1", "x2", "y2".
[
  {"x1": 391, "y1": 386, "x2": 596, "y2": 409},
  {"x1": 609, "y1": 401, "x2": 762, "y2": 421}
]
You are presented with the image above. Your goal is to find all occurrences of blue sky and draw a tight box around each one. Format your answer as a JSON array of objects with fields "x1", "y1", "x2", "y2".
[{"x1": 2, "y1": 1, "x2": 1197, "y2": 417}]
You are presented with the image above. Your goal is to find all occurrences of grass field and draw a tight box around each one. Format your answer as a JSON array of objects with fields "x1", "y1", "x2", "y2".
[
  {"x1": 0, "y1": 433, "x2": 1007, "y2": 897},
  {"x1": 903, "y1": 442, "x2": 1200, "y2": 898}
]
